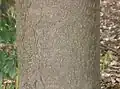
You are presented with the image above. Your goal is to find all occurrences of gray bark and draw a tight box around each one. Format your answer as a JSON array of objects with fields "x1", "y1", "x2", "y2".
[{"x1": 16, "y1": 0, "x2": 100, "y2": 89}]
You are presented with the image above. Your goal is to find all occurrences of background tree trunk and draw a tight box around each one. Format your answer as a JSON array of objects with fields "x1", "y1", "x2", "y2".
[{"x1": 16, "y1": 0, "x2": 100, "y2": 89}]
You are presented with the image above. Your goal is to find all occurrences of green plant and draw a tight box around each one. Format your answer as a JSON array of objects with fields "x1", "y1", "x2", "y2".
[
  {"x1": 0, "y1": 0, "x2": 17, "y2": 88},
  {"x1": 100, "y1": 51, "x2": 112, "y2": 72},
  {"x1": 0, "y1": 11, "x2": 16, "y2": 44}
]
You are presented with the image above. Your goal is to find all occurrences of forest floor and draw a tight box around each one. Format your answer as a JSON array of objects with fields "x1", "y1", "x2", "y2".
[{"x1": 100, "y1": 0, "x2": 120, "y2": 89}]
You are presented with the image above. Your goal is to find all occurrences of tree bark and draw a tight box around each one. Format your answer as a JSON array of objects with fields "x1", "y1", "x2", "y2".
[{"x1": 16, "y1": 0, "x2": 100, "y2": 89}]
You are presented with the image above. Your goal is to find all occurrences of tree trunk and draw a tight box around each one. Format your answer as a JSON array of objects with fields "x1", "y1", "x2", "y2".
[{"x1": 16, "y1": 0, "x2": 100, "y2": 89}]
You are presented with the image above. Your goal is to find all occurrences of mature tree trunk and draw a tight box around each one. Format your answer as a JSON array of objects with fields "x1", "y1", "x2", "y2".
[{"x1": 16, "y1": 0, "x2": 100, "y2": 89}]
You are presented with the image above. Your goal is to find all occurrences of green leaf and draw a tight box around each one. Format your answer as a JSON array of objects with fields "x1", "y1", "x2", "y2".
[
  {"x1": 9, "y1": 67, "x2": 16, "y2": 79},
  {"x1": 0, "y1": 72, "x2": 3, "y2": 88}
]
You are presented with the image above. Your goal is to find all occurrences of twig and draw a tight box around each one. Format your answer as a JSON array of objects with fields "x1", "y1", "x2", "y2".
[{"x1": 100, "y1": 44, "x2": 120, "y2": 56}]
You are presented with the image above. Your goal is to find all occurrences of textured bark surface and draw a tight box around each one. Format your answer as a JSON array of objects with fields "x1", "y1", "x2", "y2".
[{"x1": 16, "y1": 0, "x2": 100, "y2": 89}]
